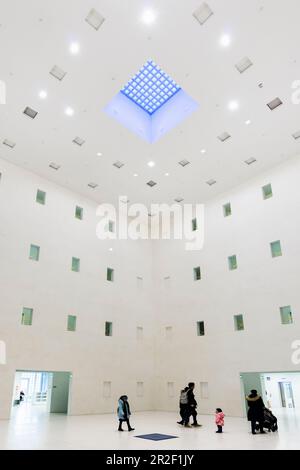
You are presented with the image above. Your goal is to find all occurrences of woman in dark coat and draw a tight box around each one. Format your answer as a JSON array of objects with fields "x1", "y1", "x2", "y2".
[
  {"x1": 246, "y1": 389, "x2": 266, "y2": 434},
  {"x1": 117, "y1": 395, "x2": 135, "y2": 432}
]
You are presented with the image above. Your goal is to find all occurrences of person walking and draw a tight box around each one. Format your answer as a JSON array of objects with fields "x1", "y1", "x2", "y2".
[
  {"x1": 177, "y1": 386, "x2": 189, "y2": 425},
  {"x1": 117, "y1": 395, "x2": 135, "y2": 432},
  {"x1": 215, "y1": 408, "x2": 225, "y2": 433},
  {"x1": 186, "y1": 382, "x2": 201, "y2": 427},
  {"x1": 246, "y1": 389, "x2": 266, "y2": 435}
]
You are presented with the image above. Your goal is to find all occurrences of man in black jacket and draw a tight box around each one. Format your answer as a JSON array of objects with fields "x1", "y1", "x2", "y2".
[
  {"x1": 246, "y1": 389, "x2": 266, "y2": 435},
  {"x1": 185, "y1": 382, "x2": 201, "y2": 427}
]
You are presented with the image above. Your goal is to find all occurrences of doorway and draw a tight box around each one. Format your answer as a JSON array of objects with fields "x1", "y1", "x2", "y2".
[{"x1": 11, "y1": 370, "x2": 72, "y2": 418}]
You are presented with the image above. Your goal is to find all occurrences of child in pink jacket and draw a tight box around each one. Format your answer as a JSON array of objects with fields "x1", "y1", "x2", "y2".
[{"x1": 215, "y1": 408, "x2": 225, "y2": 433}]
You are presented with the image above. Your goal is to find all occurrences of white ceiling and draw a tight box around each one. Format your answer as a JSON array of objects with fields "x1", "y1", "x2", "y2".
[{"x1": 1, "y1": 0, "x2": 300, "y2": 206}]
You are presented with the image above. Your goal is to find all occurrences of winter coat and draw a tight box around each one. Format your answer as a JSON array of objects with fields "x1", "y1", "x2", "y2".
[
  {"x1": 117, "y1": 398, "x2": 131, "y2": 420},
  {"x1": 187, "y1": 389, "x2": 197, "y2": 407},
  {"x1": 246, "y1": 394, "x2": 265, "y2": 421},
  {"x1": 215, "y1": 411, "x2": 225, "y2": 426}
]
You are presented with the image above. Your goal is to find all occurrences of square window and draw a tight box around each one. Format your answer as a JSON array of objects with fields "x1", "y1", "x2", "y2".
[
  {"x1": 67, "y1": 315, "x2": 77, "y2": 332},
  {"x1": 192, "y1": 218, "x2": 197, "y2": 231},
  {"x1": 270, "y1": 240, "x2": 282, "y2": 258},
  {"x1": 262, "y1": 183, "x2": 273, "y2": 200},
  {"x1": 234, "y1": 314, "x2": 244, "y2": 331},
  {"x1": 72, "y1": 257, "x2": 80, "y2": 272},
  {"x1": 103, "y1": 381, "x2": 111, "y2": 398},
  {"x1": 193, "y1": 266, "x2": 201, "y2": 281},
  {"x1": 223, "y1": 202, "x2": 232, "y2": 217},
  {"x1": 197, "y1": 321, "x2": 205, "y2": 336},
  {"x1": 280, "y1": 306, "x2": 293, "y2": 325},
  {"x1": 107, "y1": 267, "x2": 114, "y2": 282},
  {"x1": 105, "y1": 321, "x2": 113, "y2": 336},
  {"x1": 36, "y1": 189, "x2": 46, "y2": 205},
  {"x1": 137, "y1": 382, "x2": 144, "y2": 397},
  {"x1": 21, "y1": 307, "x2": 33, "y2": 326},
  {"x1": 75, "y1": 206, "x2": 83, "y2": 220},
  {"x1": 29, "y1": 244, "x2": 40, "y2": 261},
  {"x1": 228, "y1": 255, "x2": 237, "y2": 271}
]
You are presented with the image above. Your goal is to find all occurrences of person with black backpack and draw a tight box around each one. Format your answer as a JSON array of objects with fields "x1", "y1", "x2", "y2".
[{"x1": 177, "y1": 387, "x2": 189, "y2": 425}]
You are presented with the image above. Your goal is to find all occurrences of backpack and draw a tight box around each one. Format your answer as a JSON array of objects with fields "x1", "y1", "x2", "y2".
[{"x1": 180, "y1": 390, "x2": 188, "y2": 405}]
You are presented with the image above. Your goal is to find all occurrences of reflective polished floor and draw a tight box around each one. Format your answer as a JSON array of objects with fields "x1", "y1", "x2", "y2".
[{"x1": 0, "y1": 405, "x2": 299, "y2": 450}]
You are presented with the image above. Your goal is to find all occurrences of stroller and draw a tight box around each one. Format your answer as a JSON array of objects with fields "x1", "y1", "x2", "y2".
[{"x1": 256, "y1": 408, "x2": 278, "y2": 432}]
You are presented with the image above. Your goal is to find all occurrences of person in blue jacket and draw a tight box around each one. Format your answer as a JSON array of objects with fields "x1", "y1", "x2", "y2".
[{"x1": 117, "y1": 395, "x2": 135, "y2": 431}]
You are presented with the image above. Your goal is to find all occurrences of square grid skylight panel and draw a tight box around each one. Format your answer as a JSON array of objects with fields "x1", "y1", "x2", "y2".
[{"x1": 121, "y1": 61, "x2": 181, "y2": 115}]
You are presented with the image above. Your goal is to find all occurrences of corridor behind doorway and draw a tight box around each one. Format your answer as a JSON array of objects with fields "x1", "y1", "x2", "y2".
[{"x1": 11, "y1": 370, "x2": 71, "y2": 420}]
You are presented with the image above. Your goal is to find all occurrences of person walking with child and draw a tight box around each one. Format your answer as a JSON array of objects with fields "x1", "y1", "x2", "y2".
[{"x1": 215, "y1": 408, "x2": 225, "y2": 433}]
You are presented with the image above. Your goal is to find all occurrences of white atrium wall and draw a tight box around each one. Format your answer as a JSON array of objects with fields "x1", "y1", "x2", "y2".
[
  {"x1": 0, "y1": 158, "x2": 155, "y2": 419},
  {"x1": 153, "y1": 155, "x2": 300, "y2": 417}
]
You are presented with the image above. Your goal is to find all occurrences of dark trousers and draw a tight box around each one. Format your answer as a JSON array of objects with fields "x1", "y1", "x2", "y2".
[
  {"x1": 217, "y1": 425, "x2": 223, "y2": 433},
  {"x1": 184, "y1": 406, "x2": 197, "y2": 425},
  {"x1": 251, "y1": 419, "x2": 263, "y2": 434},
  {"x1": 119, "y1": 418, "x2": 132, "y2": 430},
  {"x1": 179, "y1": 404, "x2": 189, "y2": 423}
]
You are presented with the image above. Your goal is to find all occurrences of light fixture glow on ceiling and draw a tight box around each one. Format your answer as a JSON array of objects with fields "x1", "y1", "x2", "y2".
[
  {"x1": 65, "y1": 107, "x2": 74, "y2": 116},
  {"x1": 141, "y1": 9, "x2": 157, "y2": 24},
  {"x1": 39, "y1": 90, "x2": 47, "y2": 99},
  {"x1": 201, "y1": 149, "x2": 206, "y2": 154},
  {"x1": 121, "y1": 60, "x2": 181, "y2": 115},
  {"x1": 228, "y1": 100, "x2": 239, "y2": 111},
  {"x1": 245, "y1": 119, "x2": 251, "y2": 125},
  {"x1": 165, "y1": 172, "x2": 169, "y2": 176},
  {"x1": 70, "y1": 42, "x2": 80, "y2": 55},
  {"x1": 148, "y1": 161, "x2": 155, "y2": 167},
  {"x1": 133, "y1": 173, "x2": 138, "y2": 177},
  {"x1": 220, "y1": 34, "x2": 231, "y2": 47}
]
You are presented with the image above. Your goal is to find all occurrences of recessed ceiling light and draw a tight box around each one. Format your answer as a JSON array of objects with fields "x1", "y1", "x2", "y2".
[
  {"x1": 193, "y1": 3, "x2": 213, "y2": 25},
  {"x1": 70, "y1": 42, "x2": 80, "y2": 55},
  {"x1": 220, "y1": 34, "x2": 231, "y2": 47},
  {"x1": 244, "y1": 157, "x2": 257, "y2": 165},
  {"x1": 3, "y1": 139, "x2": 16, "y2": 148},
  {"x1": 39, "y1": 90, "x2": 47, "y2": 99},
  {"x1": 179, "y1": 159, "x2": 190, "y2": 167},
  {"x1": 235, "y1": 57, "x2": 253, "y2": 74},
  {"x1": 218, "y1": 131, "x2": 231, "y2": 142},
  {"x1": 113, "y1": 161, "x2": 124, "y2": 169},
  {"x1": 85, "y1": 8, "x2": 105, "y2": 30},
  {"x1": 133, "y1": 173, "x2": 138, "y2": 177},
  {"x1": 97, "y1": 152, "x2": 102, "y2": 156},
  {"x1": 88, "y1": 182, "x2": 98, "y2": 189},
  {"x1": 165, "y1": 172, "x2": 169, "y2": 176},
  {"x1": 245, "y1": 119, "x2": 251, "y2": 125},
  {"x1": 109, "y1": 247, "x2": 113, "y2": 252},
  {"x1": 49, "y1": 65, "x2": 66, "y2": 81},
  {"x1": 141, "y1": 9, "x2": 156, "y2": 24},
  {"x1": 148, "y1": 161, "x2": 155, "y2": 167},
  {"x1": 65, "y1": 107, "x2": 74, "y2": 116},
  {"x1": 201, "y1": 149, "x2": 206, "y2": 154},
  {"x1": 228, "y1": 100, "x2": 239, "y2": 111},
  {"x1": 23, "y1": 106, "x2": 38, "y2": 119},
  {"x1": 147, "y1": 180, "x2": 157, "y2": 187},
  {"x1": 267, "y1": 97, "x2": 283, "y2": 111},
  {"x1": 206, "y1": 179, "x2": 216, "y2": 186},
  {"x1": 73, "y1": 136, "x2": 85, "y2": 146},
  {"x1": 49, "y1": 162, "x2": 60, "y2": 170}
]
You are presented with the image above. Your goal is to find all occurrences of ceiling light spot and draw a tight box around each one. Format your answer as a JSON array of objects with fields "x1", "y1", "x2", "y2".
[
  {"x1": 97, "y1": 152, "x2": 102, "y2": 156},
  {"x1": 220, "y1": 34, "x2": 231, "y2": 47},
  {"x1": 73, "y1": 136, "x2": 85, "y2": 146},
  {"x1": 201, "y1": 149, "x2": 206, "y2": 154},
  {"x1": 245, "y1": 119, "x2": 251, "y2": 125},
  {"x1": 70, "y1": 42, "x2": 80, "y2": 55},
  {"x1": 113, "y1": 161, "x2": 124, "y2": 169},
  {"x1": 88, "y1": 182, "x2": 98, "y2": 189},
  {"x1": 141, "y1": 9, "x2": 156, "y2": 24},
  {"x1": 218, "y1": 131, "x2": 231, "y2": 142},
  {"x1": 109, "y1": 247, "x2": 113, "y2": 252},
  {"x1": 228, "y1": 100, "x2": 239, "y2": 111},
  {"x1": 133, "y1": 173, "x2": 138, "y2": 177},
  {"x1": 244, "y1": 157, "x2": 257, "y2": 165},
  {"x1": 267, "y1": 97, "x2": 283, "y2": 111},
  {"x1": 165, "y1": 172, "x2": 169, "y2": 176},
  {"x1": 148, "y1": 161, "x2": 155, "y2": 167},
  {"x1": 65, "y1": 107, "x2": 74, "y2": 116},
  {"x1": 39, "y1": 90, "x2": 47, "y2": 99},
  {"x1": 179, "y1": 159, "x2": 190, "y2": 167},
  {"x1": 147, "y1": 180, "x2": 157, "y2": 187},
  {"x1": 206, "y1": 179, "x2": 216, "y2": 186},
  {"x1": 49, "y1": 162, "x2": 60, "y2": 170}
]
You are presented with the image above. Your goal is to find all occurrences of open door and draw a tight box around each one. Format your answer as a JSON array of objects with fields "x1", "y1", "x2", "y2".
[{"x1": 50, "y1": 372, "x2": 71, "y2": 414}]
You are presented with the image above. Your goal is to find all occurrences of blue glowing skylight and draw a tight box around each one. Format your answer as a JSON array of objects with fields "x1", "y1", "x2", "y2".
[{"x1": 121, "y1": 60, "x2": 181, "y2": 115}]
